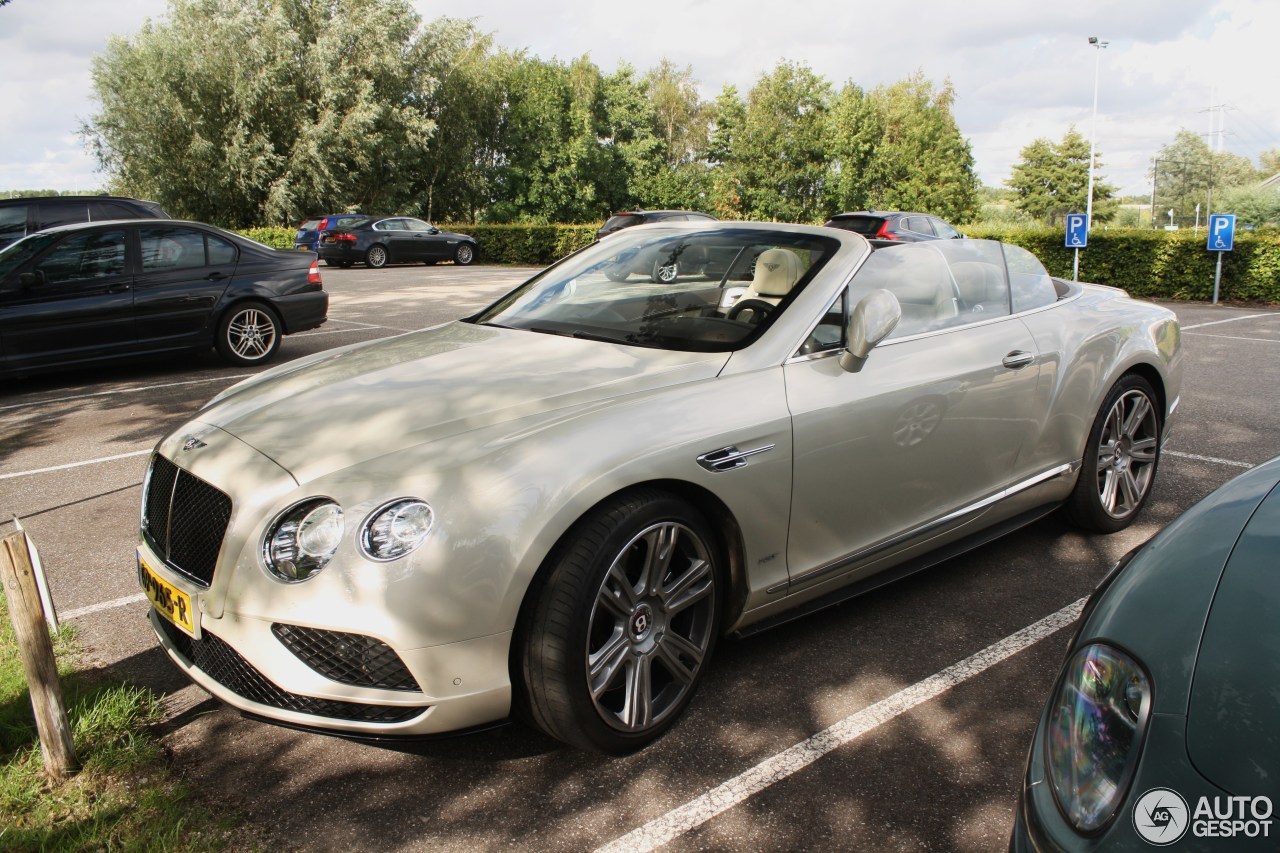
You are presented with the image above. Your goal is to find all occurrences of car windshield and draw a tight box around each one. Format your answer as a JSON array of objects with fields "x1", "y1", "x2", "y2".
[
  {"x1": 298, "y1": 219, "x2": 322, "y2": 231},
  {"x1": 827, "y1": 216, "x2": 883, "y2": 236},
  {"x1": 601, "y1": 214, "x2": 643, "y2": 232},
  {"x1": 332, "y1": 217, "x2": 371, "y2": 230},
  {"x1": 472, "y1": 226, "x2": 840, "y2": 353},
  {"x1": 0, "y1": 232, "x2": 60, "y2": 279}
]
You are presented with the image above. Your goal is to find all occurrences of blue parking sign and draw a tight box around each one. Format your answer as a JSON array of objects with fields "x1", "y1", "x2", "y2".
[
  {"x1": 1207, "y1": 214, "x2": 1235, "y2": 251},
  {"x1": 1065, "y1": 213, "x2": 1088, "y2": 248}
]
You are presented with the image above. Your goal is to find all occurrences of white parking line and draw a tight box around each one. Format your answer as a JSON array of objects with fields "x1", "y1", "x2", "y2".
[
  {"x1": 1183, "y1": 332, "x2": 1279, "y2": 343},
  {"x1": 1164, "y1": 450, "x2": 1254, "y2": 469},
  {"x1": 61, "y1": 593, "x2": 147, "y2": 621},
  {"x1": 1181, "y1": 312, "x2": 1279, "y2": 330},
  {"x1": 0, "y1": 375, "x2": 251, "y2": 414},
  {"x1": 0, "y1": 449, "x2": 151, "y2": 480},
  {"x1": 595, "y1": 598, "x2": 1087, "y2": 853}
]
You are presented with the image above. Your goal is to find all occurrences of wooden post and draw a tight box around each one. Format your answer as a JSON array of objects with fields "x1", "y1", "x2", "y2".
[{"x1": 1, "y1": 530, "x2": 78, "y2": 779}]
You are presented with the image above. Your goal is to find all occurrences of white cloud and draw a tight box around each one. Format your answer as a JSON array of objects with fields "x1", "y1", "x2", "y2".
[{"x1": 1, "y1": 0, "x2": 1275, "y2": 198}]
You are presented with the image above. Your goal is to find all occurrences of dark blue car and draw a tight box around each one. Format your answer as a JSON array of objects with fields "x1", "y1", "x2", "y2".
[{"x1": 294, "y1": 214, "x2": 367, "y2": 254}]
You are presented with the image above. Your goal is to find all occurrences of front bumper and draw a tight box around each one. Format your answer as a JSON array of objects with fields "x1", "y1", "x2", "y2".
[{"x1": 139, "y1": 538, "x2": 514, "y2": 738}]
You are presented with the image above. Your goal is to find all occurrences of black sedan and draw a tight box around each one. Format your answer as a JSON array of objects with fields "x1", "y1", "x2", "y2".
[
  {"x1": 316, "y1": 216, "x2": 476, "y2": 268},
  {"x1": 0, "y1": 219, "x2": 328, "y2": 378},
  {"x1": 1012, "y1": 455, "x2": 1280, "y2": 851}
]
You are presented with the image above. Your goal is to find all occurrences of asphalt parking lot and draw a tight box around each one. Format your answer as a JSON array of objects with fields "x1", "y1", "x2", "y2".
[{"x1": 2, "y1": 265, "x2": 1277, "y2": 852}]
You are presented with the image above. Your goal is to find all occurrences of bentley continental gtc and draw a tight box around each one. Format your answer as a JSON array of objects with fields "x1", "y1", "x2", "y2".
[{"x1": 138, "y1": 222, "x2": 1182, "y2": 753}]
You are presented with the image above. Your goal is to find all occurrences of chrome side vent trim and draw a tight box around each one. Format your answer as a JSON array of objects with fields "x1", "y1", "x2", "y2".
[{"x1": 697, "y1": 444, "x2": 775, "y2": 473}]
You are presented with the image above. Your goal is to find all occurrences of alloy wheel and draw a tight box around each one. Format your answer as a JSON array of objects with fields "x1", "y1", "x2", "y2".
[
  {"x1": 1094, "y1": 389, "x2": 1159, "y2": 518},
  {"x1": 586, "y1": 521, "x2": 716, "y2": 733}
]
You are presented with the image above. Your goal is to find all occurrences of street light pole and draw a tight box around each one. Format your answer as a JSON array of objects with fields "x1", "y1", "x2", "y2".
[{"x1": 1085, "y1": 36, "x2": 1109, "y2": 232}]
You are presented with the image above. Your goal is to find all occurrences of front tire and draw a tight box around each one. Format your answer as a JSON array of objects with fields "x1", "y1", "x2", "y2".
[
  {"x1": 1066, "y1": 374, "x2": 1161, "y2": 532},
  {"x1": 365, "y1": 244, "x2": 388, "y2": 268},
  {"x1": 455, "y1": 243, "x2": 475, "y2": 265},
  {"x1": 215, "y1": 301, "x2": 281, "y2": 366},
  {"x1": 520, "y1": 490, "x2": 722, "y2": 754},
  {"x1": 651, "y1": 258, "x2": 679, "y2": 283}
]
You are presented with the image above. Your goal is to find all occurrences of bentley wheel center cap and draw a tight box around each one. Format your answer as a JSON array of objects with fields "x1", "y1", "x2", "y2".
[{"x1": 629, "y1": 604, "x2": 655, "y2": 642}]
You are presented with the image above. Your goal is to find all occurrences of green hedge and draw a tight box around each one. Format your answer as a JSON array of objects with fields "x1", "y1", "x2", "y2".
[
  {"x1": 964, "y1": 227, "x2": 1280, "y2": 303},
  {"x1": 233, "y1": 223, "x2": 1280, "y2": 303}
]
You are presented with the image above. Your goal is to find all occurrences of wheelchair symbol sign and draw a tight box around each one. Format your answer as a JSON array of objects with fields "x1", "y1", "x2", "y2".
[
  {"x1": 1065, "y1": 214, "x2": 1088, "y2": 248},
  {"x1": 1207, "y1": 214, "x2": 1235, "y2": 251}
]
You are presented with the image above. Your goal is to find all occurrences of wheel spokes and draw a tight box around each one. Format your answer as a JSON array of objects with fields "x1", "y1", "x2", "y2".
[{"x1": 587, "y1": 519, "x2": 716, "y2": 733}]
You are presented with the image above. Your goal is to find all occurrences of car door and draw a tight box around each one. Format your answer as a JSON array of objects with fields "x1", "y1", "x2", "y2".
[
  {"x1": 375, "y1": 218, "x2": 415, "y2": 263},
  {"x1": 0, "y1": 226, "x2": 135, "y2": 373},
  {"x1": 783, "y1": 241, "x2": 1041, "y2": 589},
  {"x1": 405, "y1": 218, "x2": 448, "y2": 261},
  {"x1": 131, "y1": 224, "x2": 236, "y2": 350}
]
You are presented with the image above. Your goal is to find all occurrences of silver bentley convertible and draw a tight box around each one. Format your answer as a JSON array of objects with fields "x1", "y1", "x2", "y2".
[{"x1": 138, "y1": 222, "x2": 1182, "y2": 753}]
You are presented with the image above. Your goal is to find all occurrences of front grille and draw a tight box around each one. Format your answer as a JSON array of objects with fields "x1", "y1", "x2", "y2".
[
  {"x1": 142, "y1": 454, "x2": 231, "y2": 587},
  {"x1": 272, "y1": 624, "x2": 421, "y2": 692},
  {"x1": 156, "y1": 617, "x2": 427, "y2": 724}
]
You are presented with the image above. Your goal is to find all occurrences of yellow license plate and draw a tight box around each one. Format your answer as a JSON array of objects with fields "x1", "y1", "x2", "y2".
[{"x1": 139, "y1": 558, "x2": 196, "y2": 637}]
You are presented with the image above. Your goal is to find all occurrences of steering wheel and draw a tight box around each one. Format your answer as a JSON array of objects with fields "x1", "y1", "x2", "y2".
[{"x1": 727, "y1": 298, "x2": 776, "y2": 324}]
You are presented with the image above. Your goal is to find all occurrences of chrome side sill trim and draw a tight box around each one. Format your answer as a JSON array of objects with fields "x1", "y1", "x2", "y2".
[{"x1": 768, "y1": 461, "x2": 1080, "y2": 594}]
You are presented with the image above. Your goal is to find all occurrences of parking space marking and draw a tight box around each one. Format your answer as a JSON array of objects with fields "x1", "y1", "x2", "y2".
[
  {"x1": 595, "y1": 598, "x2": 1087, "y2": 853},
  {"x1": 61, "y1": 593, "x2": 146, "y2": 621},
  {"x1": 1183, "y1": 332, "x2": 1279, "y2": 343},
  {"x1": 1164, "y1": 450, "x2": 1254, "y2": 469},
  {"x1": 1181, "y1": 312, "x2": 1279, "y2": 330},
  {"x1": 0, "y1": 375, "x2": 251, "y2": 414},
  {"x1": 0, "y1": 449, "x2": 151, "y2": 480}
]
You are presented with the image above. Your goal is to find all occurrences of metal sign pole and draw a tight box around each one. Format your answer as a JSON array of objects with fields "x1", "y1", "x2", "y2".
[
  {"x1": 1073, "y1": 248, "x2": 1080, "y2": 282},
  {"x1": 1213, "y1": 251, "x2": 1223, "y2": 305}
]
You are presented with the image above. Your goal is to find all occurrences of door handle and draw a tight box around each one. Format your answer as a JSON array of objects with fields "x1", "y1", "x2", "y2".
[
  {"x1": 1002, "y1": 350, "x2": 1035, "y2": 369},
  {"x1": 206, "y1": 272, "x2": 227, "y2": 281}
]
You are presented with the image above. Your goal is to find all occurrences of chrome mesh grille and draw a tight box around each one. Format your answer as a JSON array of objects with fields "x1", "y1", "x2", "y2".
[
  {"x1": 142, "y1": 454, "x2": 231, "y2": 587},
  {"x1": 272, "y1": 624, "x2": 421, "y2": 692}
]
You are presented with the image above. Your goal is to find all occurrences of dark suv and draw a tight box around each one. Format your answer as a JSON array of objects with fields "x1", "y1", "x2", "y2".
[
  {"x1": 294, "y1": 213, "x2": 367, "y2": 253},
  {"x1": 0, "y1": 195, "x2": 169, "y2": 250},
  {"x1": 597, "y1": 210, "x2": 717, "y2": 240},
  {"x1": 823, "y1": 211, "x2": 962, "y2": 242}
]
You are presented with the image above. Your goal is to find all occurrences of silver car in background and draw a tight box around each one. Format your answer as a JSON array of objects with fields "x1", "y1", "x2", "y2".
[{"x1": 137, "y1": 223, "x2": 1182, "y2": 753}]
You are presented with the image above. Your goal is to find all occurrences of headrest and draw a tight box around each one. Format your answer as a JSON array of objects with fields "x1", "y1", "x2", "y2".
[
  {"x1": 951, "y1": 261, "x2": 1002, "y2": 303},
  {"x1": 752, "y1": 248, "x2": 803, "y2": 297}
]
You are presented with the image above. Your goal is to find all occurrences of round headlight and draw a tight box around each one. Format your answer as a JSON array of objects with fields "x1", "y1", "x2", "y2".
[
  {"x1": 361, "y1": 499, "x2": 433, "y2": 561},
  {"x1": 263, "y1": 499, "x2": 344, "y2": 582},
  {"x1": 1046, "y1": 643, "x2": 1152, "y2": 833}
]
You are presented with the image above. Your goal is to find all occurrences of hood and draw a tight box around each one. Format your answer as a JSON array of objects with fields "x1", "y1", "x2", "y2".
[
  {"x1": 190, "y1": 321, "x2": 728, "y2": 484},
  {"x1": 1186, "y1": 473, "x2": 1280, "y2": 800}
]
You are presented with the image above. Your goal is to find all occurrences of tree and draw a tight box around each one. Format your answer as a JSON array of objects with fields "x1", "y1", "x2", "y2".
[
  {"x1": 84, "y1": 0, "x2": 445, "y2": 227},
  {"x1": 825, "y1": 83, "x2": 881, "y2": 214},
  {"x1": 727, "y1": 61, "x2": 833, "y2": 222},
  {"x1": 705, "y1": 85, "x2": 746, "y2": 218},
  {"x1": 1007, "y1": 127, "x2": 1117, "y2": 225},
  {"x1": 1260, "y1": 148, "x2": 1280, "y2": 178},
  {"x1": 1216, "y1": 184, "x2": 1280, "y2": 227},
  {"x1": 859, "y1": 73, "x2": 980, "y2": 223},
  {"x1": 1151, "y1": 130, "x2": 1261, "y2": 228}
]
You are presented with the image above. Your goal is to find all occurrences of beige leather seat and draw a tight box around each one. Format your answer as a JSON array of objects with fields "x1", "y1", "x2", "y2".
[
  {"x1": 744, "y1": 248, "x2": 804, "y2": 304},
  {"x1": 951, "y1": 261, "x2": 1007, "y2": 316}
]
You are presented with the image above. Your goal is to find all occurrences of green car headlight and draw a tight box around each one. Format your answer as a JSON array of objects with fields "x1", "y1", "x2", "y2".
[
  {"x1": 360, "y1": 499, "x2": 433, "y2": 561},
  {"x1": 263, "y1": 499, "x2": 344, "y2": 582},
  {"x1": 1046, "y1": 643, "x2": 1152, "y2": 833}
]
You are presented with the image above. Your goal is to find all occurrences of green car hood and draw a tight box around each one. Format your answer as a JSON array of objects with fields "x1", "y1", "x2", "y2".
[{"x1": 1186, "y1": 473, "x2": 1280, "y2": 800}]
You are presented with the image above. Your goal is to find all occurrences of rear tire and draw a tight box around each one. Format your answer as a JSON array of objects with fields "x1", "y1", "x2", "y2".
[
  {"x1": 215, "y1": 301, "x2": 281, "y2": 366},
  {"x1": 520, "y1": 490, "x2": 722, "y2": 753},
  {"x1": 1066, "y1": 374, "x2": 1161, "y2": 532},
  {"x1": 365, "y1": 245, "x2": 388, "y2": 268}
]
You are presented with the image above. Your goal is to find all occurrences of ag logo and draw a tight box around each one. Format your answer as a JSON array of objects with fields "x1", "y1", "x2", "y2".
[{"x1": 1133, "y1": 788, "x2": 1189, "y2": 845}]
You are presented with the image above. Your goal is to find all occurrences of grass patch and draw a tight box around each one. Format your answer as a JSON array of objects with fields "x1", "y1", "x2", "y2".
[{"x1": 0, "y1": 595, "x2": 232, "y2": 850}]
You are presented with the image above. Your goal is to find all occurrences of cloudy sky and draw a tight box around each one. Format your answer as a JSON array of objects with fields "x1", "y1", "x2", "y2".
[{"x1": 2, "y1": 0, "x2": 1277, "y2": 197}]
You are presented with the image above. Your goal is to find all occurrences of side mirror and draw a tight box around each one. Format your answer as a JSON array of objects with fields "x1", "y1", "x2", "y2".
[
  {"x1": 839, "y1": 289, "x2": 901, "y2": 373},
  {"x1": 428, "y1": 226, "x2": 440, "y2": 234},
  {"x1": 18, "y1": 270, "x2": 45, "y2": 289}
]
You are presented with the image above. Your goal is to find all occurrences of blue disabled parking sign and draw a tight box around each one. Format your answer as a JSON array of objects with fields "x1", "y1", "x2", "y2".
[
  {"x1": 1065, "y1": 213, "x2": 1088, "y2": 248},
  {"x1": 1207, "y1": 214, "x2": 1235, "y2": 251}
]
